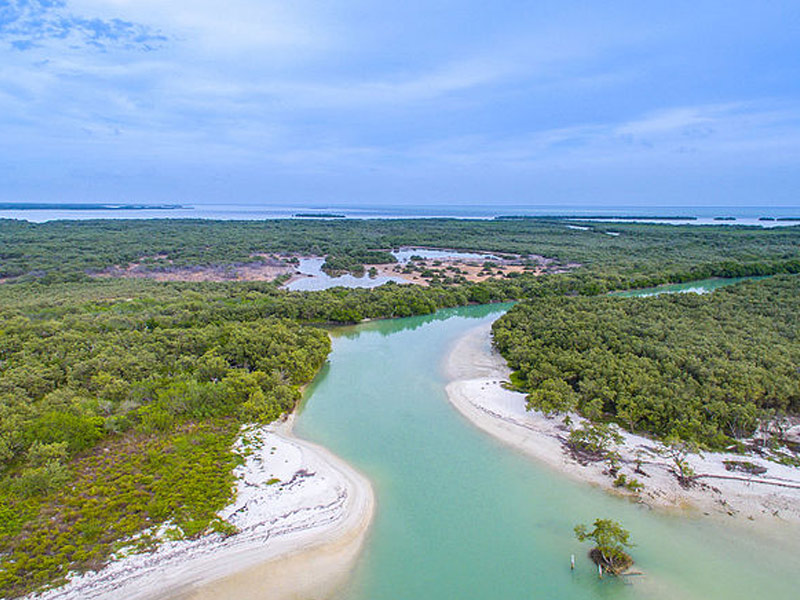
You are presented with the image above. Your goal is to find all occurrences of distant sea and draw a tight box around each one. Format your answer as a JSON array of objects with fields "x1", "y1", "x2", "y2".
[{"x1": 1, "y1": 203, "x2": 799, "y2": 227}]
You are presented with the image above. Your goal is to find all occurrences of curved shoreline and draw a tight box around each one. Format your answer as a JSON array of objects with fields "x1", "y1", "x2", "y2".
[
  {"x1": 30, "y1": 416, "x2": 374, "y2": 600},
  {"x1": 444, "y1": 322, "x2": 800, "y2": 525}
]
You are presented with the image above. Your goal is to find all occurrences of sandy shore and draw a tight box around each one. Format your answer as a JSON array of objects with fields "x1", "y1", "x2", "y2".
[
  {"x1": 445, "y1": 322, "x2": 800, "y2": 524},
  {"x1": 30, "y1": 416, "x2": 374, "y2": 600}
]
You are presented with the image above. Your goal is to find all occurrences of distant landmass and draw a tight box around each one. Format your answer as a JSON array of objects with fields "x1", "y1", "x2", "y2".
[
  {"x1": 495, "y1": 215, "x2": 698, "y2": 221},
  {"x1": 0, "y1": 203, "x2": 186, "y2": 211},
  {"x1": 293, "y1": 213, "x2": 347, "y2": 218}
]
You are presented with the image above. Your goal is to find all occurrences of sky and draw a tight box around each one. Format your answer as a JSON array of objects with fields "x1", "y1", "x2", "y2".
[{"x1": 1, "y1": 0, "x2": 799, "y2": 208}]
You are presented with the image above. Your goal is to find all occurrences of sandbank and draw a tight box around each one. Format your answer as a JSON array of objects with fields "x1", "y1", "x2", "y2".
[{"x1": 444, "y1": 322, "x2": 800, "y2": 525}]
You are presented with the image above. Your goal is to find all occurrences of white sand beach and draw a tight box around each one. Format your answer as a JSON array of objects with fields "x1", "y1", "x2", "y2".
[
  {"x1": 30, "y1": 416, "x2": 374, "y2": 600},
  {"x1": 445, "y1": 322, "x2": 800, "y2": 524}
]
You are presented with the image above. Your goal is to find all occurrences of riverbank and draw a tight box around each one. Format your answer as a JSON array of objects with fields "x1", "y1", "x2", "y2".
[
  {"x1": 444, "y1": 322, "x2": 800, "y2": 525},
  {"x1": 28, "y1": 416, "x2": 374, "y2": 600}
]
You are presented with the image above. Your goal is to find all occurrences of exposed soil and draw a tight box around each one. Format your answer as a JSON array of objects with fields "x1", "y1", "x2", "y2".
[
  {"x1": 372, "y1": 255, "x2": 547, "y2": 286},
  {"x1": 92, "y1": 255, "x2": 294, "y2": 283}
]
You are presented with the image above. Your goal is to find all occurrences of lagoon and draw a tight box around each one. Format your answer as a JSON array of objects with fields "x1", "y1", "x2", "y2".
[
  {"x1": 284, "y1": 257, "x2": 408, "y2": 291},
  {"x1": 284, "y1": 249, "x2": 504, "y2": 291}
]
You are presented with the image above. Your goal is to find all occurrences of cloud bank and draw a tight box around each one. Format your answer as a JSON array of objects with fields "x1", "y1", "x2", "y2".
[{"x1": 1, "y1": 0, "x2": 799, "y2": 207}]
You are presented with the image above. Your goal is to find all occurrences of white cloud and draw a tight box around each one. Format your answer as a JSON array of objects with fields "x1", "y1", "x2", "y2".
[
  {"x1": 402, "y1": 102, "x2": 800, "y2": 169},
  {"x1": 616, "y1": 106, "x2": 721, "y2": 136},
  {"x1": 2, "y1": 2, "x2": 800, "y2": 205},
  {"x1": 69, "y1": 0, "x2": 332, "y2": 55}
]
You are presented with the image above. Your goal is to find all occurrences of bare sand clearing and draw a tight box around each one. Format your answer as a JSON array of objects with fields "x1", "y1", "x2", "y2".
[
  {"x1": 373, "y1": 259, "x2": 542, "y2": 287},
  {"x1": 93, "y1": 257, "x2": 294, "y2": 283},
  {"x1": 445, "y1": 323, "x2": 800, "y2": 524},
  {"x1": 31, "y1": 416, "x2": 374, "y2": 600}
]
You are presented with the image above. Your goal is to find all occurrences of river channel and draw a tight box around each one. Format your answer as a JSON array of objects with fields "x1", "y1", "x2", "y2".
[{"x1": 294, "y1": 279, "x2": 799, "y2": 600}]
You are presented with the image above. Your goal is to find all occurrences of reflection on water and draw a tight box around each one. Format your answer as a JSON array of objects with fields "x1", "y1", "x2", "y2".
[
  {"x1": 391, "y1": 247, "x2": 502, "y2": 263},
  {"x1": 610, "y1": 276, "x2": 767, "y2": 298},
  {"x1": 331, "y1": 303, "x2": 516, "y2": 340},
  {"x1": 284, "y1": 258, "x2": 408, "y2": 291},
  {"x1": 284, "y1": 249, "x2": 505, "y2": 292}
]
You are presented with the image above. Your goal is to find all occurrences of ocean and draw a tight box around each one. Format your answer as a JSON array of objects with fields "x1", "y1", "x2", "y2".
[{"x1": 1, "y1": 203, "x2": 799, "y2": 226}]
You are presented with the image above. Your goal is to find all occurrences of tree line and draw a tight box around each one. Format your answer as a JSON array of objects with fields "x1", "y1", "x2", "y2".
[
  {"x1": 493, "y1": 276, "x2": 800, "y2": 448},
  {"x1": 2, "y1": 217, "x2": 800, "y2": 283},
  {"x1": 0, "y1": 289, "x2": 329, "y2": 597}
]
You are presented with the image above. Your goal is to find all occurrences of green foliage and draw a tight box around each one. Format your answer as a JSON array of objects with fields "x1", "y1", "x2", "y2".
[
  {"x1": 0, "y1": 304, "x2": 330, "y2": 473},
  {"x1": 568, "y1": 423, "x2": 624, "y2": 457},
  {"x1": 323, "y1": 249, "x2": 396, "y2": 276},
  {"x1": 612, "y1": 474, "x2": 644, "y2": 492},
  {"x1": 663, "y1": 439, "x2": 698, "y2": 486},
  {"x1": 527, "y1": 378, "x2": 579, "y2": 416},
  {"x1": 0, "y1": 421, "x2": 239, "y2": 597},
  {"x1": 11, "y1": 461, "x2": 69, "y2": 498},
  {"x1": 27, "y1": 411, "x2": 105, "y2": 454},
  {"x1": 1, "y1": 218, "x2": 799, "y2": 284},
  {"x1": 574, "y1": 518, "x2": 634, "y2": 574},
  {"x1": 0, "y1": 286, "x2": 331, "y2": 597},
  {"x1": 1, "y1": 218, "x2": 799, "y2": 596},
  {"x1": 495, "y1": 276, "x2": 800, "y2": 447}
]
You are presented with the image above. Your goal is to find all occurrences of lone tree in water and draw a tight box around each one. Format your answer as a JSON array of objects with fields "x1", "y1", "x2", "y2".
[{"x1": 574, "y1": 518, "x2": 634, "y2": 575}]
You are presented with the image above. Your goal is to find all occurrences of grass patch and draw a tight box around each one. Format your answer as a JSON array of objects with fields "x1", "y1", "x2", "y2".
[{"x1": 0, "y1": 420, "x2": 239, "y2": 598}]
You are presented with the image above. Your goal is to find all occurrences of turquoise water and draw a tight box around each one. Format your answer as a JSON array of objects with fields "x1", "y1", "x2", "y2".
[
  {"x1": 610, "y1": 277, "x2": 766, "y2": 297},
  {"x1": 294, "y1": 293, "x2": 799, "y2": 599}
]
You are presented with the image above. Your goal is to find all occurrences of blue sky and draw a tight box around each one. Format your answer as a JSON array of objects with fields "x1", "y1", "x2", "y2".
[{"x1": 1, "y1": 0, "x2": 799, "y2": 208}]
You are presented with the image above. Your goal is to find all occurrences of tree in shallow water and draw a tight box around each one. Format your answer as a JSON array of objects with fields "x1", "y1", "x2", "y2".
[{"x1": 574, "y1": 518, "x2": 634, "y2": 575}]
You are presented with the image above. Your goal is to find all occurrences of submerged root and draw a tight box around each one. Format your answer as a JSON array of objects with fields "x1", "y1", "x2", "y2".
[{"x1": 588, "y1": 547, "x2": 634, "y2": 576}]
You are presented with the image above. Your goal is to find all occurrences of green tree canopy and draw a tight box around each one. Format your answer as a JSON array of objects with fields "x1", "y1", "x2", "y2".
[{"x1": 574, "y1": 518, "x2": 634, "y2": 574}]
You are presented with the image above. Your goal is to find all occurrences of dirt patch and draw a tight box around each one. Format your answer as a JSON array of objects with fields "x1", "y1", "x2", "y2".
[
  {"x1": 90, "y1": 249, "x2": 573, "y2": 286},
  {"x1": 92, "y1": 256, "x2": 294, "y2": 283},
  {"x1": 373, "y1": 256, "x2": 545, "y2": 286}
]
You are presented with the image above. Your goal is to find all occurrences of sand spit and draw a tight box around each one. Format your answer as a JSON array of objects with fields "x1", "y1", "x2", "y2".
[
  {"x1": 29, "y1": 417, "x2": 374, "y2": 600},
  {"x1": 445, "y1": 323, "x2": 800, "y2": 525}
]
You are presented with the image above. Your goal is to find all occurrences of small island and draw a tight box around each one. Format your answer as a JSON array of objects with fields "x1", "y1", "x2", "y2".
[
  {"x1": 574, "y1": 518, "x2": 634, "y2": 576},
  {"x1": 495, "y1": 215, "x2": 699, "y2": 221},
  {"x1": 293, "y1": 213, "x2": 347, "y2": 218},
  {"x1": 0, "y1": 203, "x2": 186, "y2": 211}
]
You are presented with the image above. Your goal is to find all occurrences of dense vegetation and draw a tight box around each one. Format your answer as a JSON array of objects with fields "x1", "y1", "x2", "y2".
[
  {"x1": 493, "y1": 276, "x2": 800, "y2": 449},
  {"x1": 322, "y1": 249, "x2": 396, "y2": 276},
  {"x1": 2, "y1": 218, "x2": 800, "y2": 284},
  {"x1": 0, "y1": 288, "x2": 330, "y2": 596},
  {"x1": 2, "y1": 218, "x2": 800, "y2": 596}
]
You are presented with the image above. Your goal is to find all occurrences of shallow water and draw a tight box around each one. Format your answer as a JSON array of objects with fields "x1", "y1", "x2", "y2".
[
  {"x1": 3, "y1": 203, "x2": 800, "y2": 225},
  {"x1": 284, "y1": 257, "x2": 408, "y2": 291},
  {"x1": 609, "y1": 276, "x2": 766, "y2": 297},
  {"x1": 294, "y1": 295, "x2": 799, "y2": 600},
  {"x1": 284, "y1": 249, "x2": 504, "y2": 291},
  {"x1": 391, "y1": 247, "x2": 502, "y2": 263}
]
